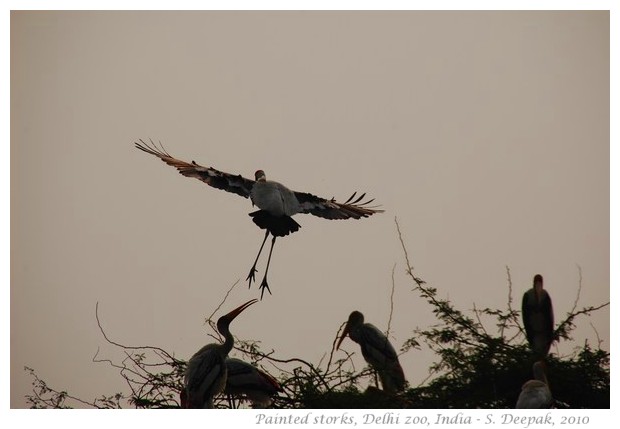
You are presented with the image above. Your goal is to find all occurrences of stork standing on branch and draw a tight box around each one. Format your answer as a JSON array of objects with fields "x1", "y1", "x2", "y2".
[
  {"x1": 135, "y1": 140, "x2": 384, "y2": 298},
  {"x1": 183, "y1": 299, "x2": 257, "y2": 409},
  {"x1": 336, "y1": 310, "x2": 407, "y2": 393},
  {"x1": 522, "y1": 274, "x2": 554, "y2": 359}
]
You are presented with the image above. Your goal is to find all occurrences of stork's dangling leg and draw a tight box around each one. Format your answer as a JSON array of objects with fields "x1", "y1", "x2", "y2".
[
  {"x1": 246, "y1": 230, "x2": 270, "y2": 288},
  {"x1": 259, "y1": 236, "x2": 277, "y2": 300}
]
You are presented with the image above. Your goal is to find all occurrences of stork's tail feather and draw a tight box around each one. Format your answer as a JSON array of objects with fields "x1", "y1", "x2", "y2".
[
  {"x1": 379, "y1": 363, "x2": 407, "y2": 393},
  {"x1": 249, "y1": 211, "x2": 301, "y2": 237}
]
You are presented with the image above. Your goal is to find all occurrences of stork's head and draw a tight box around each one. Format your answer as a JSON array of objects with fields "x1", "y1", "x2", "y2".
[
  {"x1": 336, "y1": 311, "x2": 365, "y2": 350},
  {"x1": 533, "y1": 274, "x2": 543, "y2": 288},
  {"x1": 533, "y1": 274, "x2": 544, "y2": 299},
  {"x1": 255, "y1": 170, "x2": 266, "y2": 182},
  {"x1": 216, "y1": 299, "x2": 258, "y2": 334}
]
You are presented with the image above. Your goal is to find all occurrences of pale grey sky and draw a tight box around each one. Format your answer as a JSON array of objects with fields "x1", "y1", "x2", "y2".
[{"x1": 10, "y1": 10, "x2": 609, "y2": 409}]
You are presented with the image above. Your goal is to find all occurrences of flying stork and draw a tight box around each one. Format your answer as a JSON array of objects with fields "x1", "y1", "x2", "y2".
[
  {"x1": 135, "y1": 140, "x2": 383, "y2": 298},
  {"x1": 336, "y1": 310, "x2": 407, "y2": 393},
  {"x1": 223, "y1": 357, "x2": 283, "y2": 408},
  {"x1": 522, "y1": 274, "x2": 554, "y2": 359},
  {"x1": 183, "y1": 299, "x2": 257, "y2": 408},
  {"x1": 515, "y1": 361, "x2": 553, "y2": 408}
]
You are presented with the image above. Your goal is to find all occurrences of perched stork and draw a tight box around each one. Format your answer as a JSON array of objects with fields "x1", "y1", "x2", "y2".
[
  {"x1": 183, "y1": 299, "x2": 257, "y2": 408},
  {"x1": 336, "y1": 310, "x2": 406, "y2": 393},
  {"x1": 516, "y1": 361, "x2": 553, "y2": 408},
  {"x1": 135, "y1": 140, "x2": 383, "y2": 299},
  {"x1": 522, "y1": 274, "x2": 554, "y2": 359},
  {"x1": 224, "y1": 358, "x2": 283, "y2": 408}
]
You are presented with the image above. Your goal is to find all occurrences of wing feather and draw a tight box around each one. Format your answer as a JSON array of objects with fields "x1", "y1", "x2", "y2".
[
  {"x1": 522, "y1": 290, "x2": 535, "y2": 345},
  {"x1": 542, "y1": 291, "x2": 554, "y2": 337},
  {"x1": 359, "y1": 323, "x2": 399, "y2": 365},
  {"x1": 359, "y1": 324, "x2": 406, "y2": 392},
  {"x1": 136, "y1": 139, "x2": 385, "y2": 217},
  {"x1": 135, "y1": 139, "x2": 255, "y2": 198},
  {"x1": 294, "y1": 190, "x2": 384, "y2": 220},
  {"x1": 184, "y1": 344, "x2": 227, "y2": 408},
  {"x1": 225, "y1": 358, "x2": 283, "y2": 394}
]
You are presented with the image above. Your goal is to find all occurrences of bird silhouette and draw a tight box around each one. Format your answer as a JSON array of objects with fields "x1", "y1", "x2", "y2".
[
  {"x1": 522, "y1": 274, "x2": 554, "y2": 359},
  {"x1": 337, "y1": 310, "x2": 406, "y2": 393},
  {"x1": 516, "y1": 361, "x2": 553, "y2": 408},
  {"x1": 183, "y1": 299, "x2": 257, "y2": 408},
  {"x1": 136, "y1": 140, "x2": 383, "y2": 298}
]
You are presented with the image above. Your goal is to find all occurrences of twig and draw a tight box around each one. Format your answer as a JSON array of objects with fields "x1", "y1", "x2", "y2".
[
  {"x1": 326, "y1": 321, "x2": 347, "y2": 373},
  {"x1": 394, "y1": 217, "x2": 418, "y2": 283},
  {"x1": 570, "y1": 264, "x2": 583, "y2": 315},
  {"x1": 589, "y1": 322, "x2": 603, "y2": 349},
  {"x1": 95, "y1": 302, "x2": 178, "y2": 362},
  {"x1": 554, "y1": 302, "x2": 610, "y2": 340},
  {"x1": 472, "y1": 303, "x2": 489, "y2": 336},
  {"x1": 505, "y1": 266, "x2": 514, "y2": 313},
  {"x1": 206, "y1": 278, "x2": 241, "y2": 323},
  {"x1": 395, "y1": 218, "x2": 494, "y2": 346},
  {"x1": 386, "y1": 263, "x2": 397, "y2": 338},
  {"x1": 24, "y1": 366, "x2": 123, "y2": 409},
  {"x1": 234, "y1": 344, "x2": 332, "y2": 391}
]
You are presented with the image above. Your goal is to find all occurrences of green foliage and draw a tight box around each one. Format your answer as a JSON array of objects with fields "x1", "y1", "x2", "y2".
[
  {"x1": 24, "y1": 222, "x2": 609, "y2": 409},
  {"x1": 25, "y1": 366, "x2": 123, "y2": 409}
]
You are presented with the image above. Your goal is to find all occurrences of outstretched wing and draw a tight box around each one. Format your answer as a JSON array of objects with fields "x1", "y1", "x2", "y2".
[
  {"x1": 294, "y1": 190, "x2": 384, "y2": 220},
  {"x1": 135, "y1": 139, "x2": 255, "y2": 198}
]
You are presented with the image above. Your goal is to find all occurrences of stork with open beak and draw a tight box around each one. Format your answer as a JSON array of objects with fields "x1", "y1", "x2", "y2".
[
  {"x1": 516, "y1": 360, "x2": 554, "y2": 408},
  {"x1": 336, "y1": 310, "x2": 406, "y2": 393},
  {"x1": 522, "y1": 274, "x2": 555, "y2": 359},
  {"x1": 224, "y1": 358, "x2": 283, "y2": 408},
  {"x1": 135, "y1": 140, "x2": 383, "y2": 299},
  {"x1": 183, "y1": 299, "x2": 257, "y2": 408}
]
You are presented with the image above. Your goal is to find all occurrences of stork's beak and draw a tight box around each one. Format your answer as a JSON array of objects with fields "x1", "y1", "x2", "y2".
[
  {"x1": 336, "y1": 323, "x2": 351, "y2": 350},
  {"x1": 220, "y1": 299, "x2": 258, "y2": 323}
]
